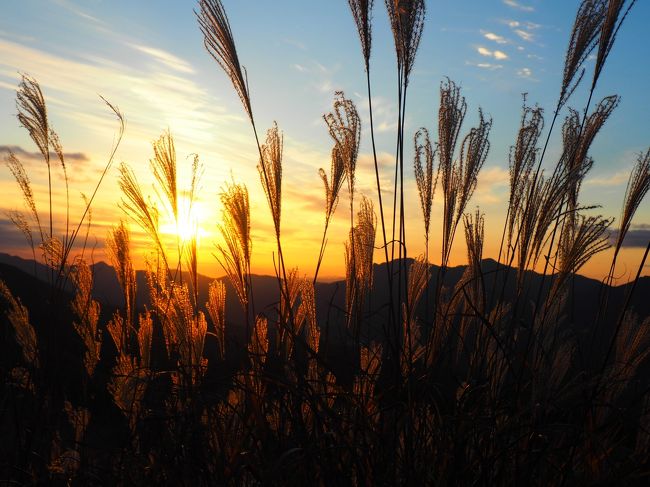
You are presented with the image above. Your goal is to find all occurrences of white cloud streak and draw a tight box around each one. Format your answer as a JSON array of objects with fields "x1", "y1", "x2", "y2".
[
  {"x1": 483, "y1": 31, "x2": 508, "y2": 44},
  {"x1": 477, "y1": 46, "x2": 509, "y2": 60},
  {"x1": 503, "y1": 0, "x2": 534, "y2": 12},
  {"x1": 514, "y1": 29, "x2": 534, "y2": 42},
  {"x1": 517, "y1": 67, "x2": 533, "y2": 78},
  {"x1": 130, "y1": 44, "x2": 195, "y2": 74}
]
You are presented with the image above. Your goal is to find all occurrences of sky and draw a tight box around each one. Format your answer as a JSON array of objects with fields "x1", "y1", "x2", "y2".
[{"x1": 0, "y1": 0, "x2": 649, "y2": 282}]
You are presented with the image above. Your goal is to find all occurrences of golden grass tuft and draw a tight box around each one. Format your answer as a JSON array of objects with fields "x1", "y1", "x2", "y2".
[
  {"x1": 215, "y1": 181, "x2": 251, "y2": 313},
  {"x1": 207, "y1": 279, "x2": 227, "y2": 360},
  {"x1": 0, "y1": 280, "x2": 39, "y2": 369},
  {"x1": 319, "y1": 145, "x2": 346, "y2": 223},
  {"x1": 151, "y1": 131, "x2": 179, "y2": 221},
  {"x1": 70, "y1": 260, "x2": 101, "y2": 376},
  {"x1": 16, "y1": 74, "x2": 49, "y2": 162},
  {"x1": 258, "y1": 122, "x2": 283, "y2": 237},
  {"x1": 345, "y1": 196, "x2": 377, "y2": 334},
  {"x1": 324, "y1": 92, "x2": 361, "y2": 202},
  {"x1": 107, "y1": 221, "x2": 136, "y2": 332}
]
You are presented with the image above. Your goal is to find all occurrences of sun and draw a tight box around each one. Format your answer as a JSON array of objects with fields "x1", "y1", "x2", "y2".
[{"x1": 160, "y1": 195, "x2": 209, "y2": 243}]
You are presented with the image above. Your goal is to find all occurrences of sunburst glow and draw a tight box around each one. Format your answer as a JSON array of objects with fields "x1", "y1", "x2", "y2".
[{"x1": 159, "y1": 195, "x2": 208, "y2": 243}]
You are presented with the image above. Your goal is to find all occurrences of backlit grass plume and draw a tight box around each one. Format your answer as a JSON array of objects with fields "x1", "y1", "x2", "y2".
[
  {"x1": 507, "y1": 100, "x2": 544, "y2": 245},
  {"x1": 16, "y1": 75, "x2": 60, "y2": 248},
  {"x1": 16, "y1": 75, "x2": 49, "y2": 161},
  {"x1": 324, "y1": 92, "x2": 361, "y2": 204},
  {"x1": 464, "y1": 209, "x2": 485, "y2": 279},
  {"x1": 593, "y1": 0, "x2": 637, "y2": 88},
  {"x1": 249, "y1": 316, "x2": 269, "y2": 370},
  {"x1": 314, "y1": 146, "x2": 346, "y2": 283},
  {"x1": 455, "y1": 111, "x2": 492, "y2": 226},
  {"x1": 560, "y1": 0, "x2": 606, "y2": 106},
  {"x1": 107, "y1": 221, "x2": 136, "y2": 342},
  {"x1": 258, "y1": 122, "x2": 283, "y2": 237},
  {"x1": 5, "y1": 151, "x2": 43, "y2": 243},
  {"x1": 118, "y1": 163, "x2": 165, "y2": 264},
  {"x1": 0, "y1": 280, "x2": 39, "y2": 369},
  {"x1": 207, "y1": 280, "x2": 227, "y2": 360},
  {"x1": 561, "y1": 95, "x2": 619, "y2": 217},
  {"x1": 345, "y1": 196, "x2": 376, "y2": 335},
  {"x1": 438, "y1": 78, "x2": 467, "y2": 198},
  {"x1": 138, "y1": 312, "x2": 153, "y2": 370},
  {"x1": 315, "y1": 95, "x2": 360, "y2": 283},
  {"x1": 402, "y1": 255, "x2": 428, "y2": 373},
  {"x1": 610, "y1": 148, "x2": 650, "y2": 271},
  {"x1": 215, "y1": 181, "x2": 251, "y2": 315},
  {"x1": 563, "y1": 95, "x2": 619, "y2": 177},
  {"x1": 299, "y1": 279, "x2": 319, "y2": 354},
  {"x1": 70, "y1": 260, "x2": 101, "y2": 376},
  {"x1": 413, "y1": 127, "x2": 436, "y2": 256},
  {"x1": 151, "y1": 131, "x2": 179, "y2": 221},
  {"x1": 197, "y1": 0, "x2": 252, "y2": 121},
  {"x1": 441, "y1": 107, "x2": 491, "y2": 269},
  {"x1": 555, "y1": 214, "x2": 612, "y2": 294},
  {"x1": 462, "y1": 209, "x2": 486, "y2": 315},
  {"x1": 320, "y1": 146, "x2": 346, "y2": 224},
  {"x1": 348, "y1": 0, "x2": 374, "y2": 71},
  {"x1": 385, "y1": 0, "x2": 425, "y2": 84}
]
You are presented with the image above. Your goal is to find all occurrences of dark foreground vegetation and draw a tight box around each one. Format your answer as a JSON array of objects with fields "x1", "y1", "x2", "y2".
[{"x1": 2, "y1": 0, "x2": 650, "y2": 485}]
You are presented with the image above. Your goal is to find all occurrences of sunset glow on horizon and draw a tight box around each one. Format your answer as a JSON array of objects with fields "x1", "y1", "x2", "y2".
[{"x1": 1, "y1": 0, "x2": 649, "y2": 283}]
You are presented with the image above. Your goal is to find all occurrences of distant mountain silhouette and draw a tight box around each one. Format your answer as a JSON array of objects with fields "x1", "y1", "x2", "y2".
[
  {"x1": 3, "y1": 251, "x2": 650, "y2": 390},
  {"x1": 1, "y1": 252, "x2": 648, "y2": 348}
]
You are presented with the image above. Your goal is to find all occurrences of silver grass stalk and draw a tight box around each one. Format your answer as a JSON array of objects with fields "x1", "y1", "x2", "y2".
[
  {"x1": 207, "y1": 280, "x2": 227, "y2": 360},
  {"x1": 593, "y1": 0, "x2": 637, "y2": 88},
  {"x1": 414, "y1": 128, "x2": 437, "y2": 253},
  {"x1": 560, "y1": 0, "x2": 606, "y2": 106},
  {"x1": 348, "y1": 0, "x2": 374, "y2": 71},
  {"x1": 197, "y1": 0, "x2": 252, "y2": 121},
  {"x1": 258, "y1": 122, "x2": 283, "y2": 237},
  {"x1": 385, "y1": 0, "x2": 425, "y2": 85}
]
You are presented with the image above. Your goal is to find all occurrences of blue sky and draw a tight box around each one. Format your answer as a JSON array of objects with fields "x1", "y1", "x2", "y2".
[{"x1": 0, "y1": 0, "x2": 649, "y2": 280}]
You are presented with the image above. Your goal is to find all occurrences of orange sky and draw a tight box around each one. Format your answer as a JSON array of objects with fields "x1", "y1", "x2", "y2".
[{"x1": 1, "y1": 1, "x2": 649, "y2": 284}]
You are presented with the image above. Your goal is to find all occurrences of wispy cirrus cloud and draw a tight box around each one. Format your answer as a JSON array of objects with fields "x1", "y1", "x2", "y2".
[
  {"x1": 503, "y1": 0, "x2": 534, "y2": 12},
  {"x1": 290, "y1": 60, "x2": 342, "y2": 95},
  {"x1": 0, "y1": 37, "x2": 242, "y2": 149},
  {"x1": 130, "y1": 44, "x2": 195, "y2": 74},
  {"x1": 502, "y1": 19, "x2": 541, "y2": 45},
  {"x1": 52, "y1": 0, "x2": 103, "y2": 24},
  {"x1": 514, "y1": 29, "x2": 534, "y2": 42},
  {"x1": 467, "y1": 61, "x2": 503, "y2": 71},
  {"x1": 586, "y1": 170, "x2": 631, "y2": 187},
  {"x1": 475, "y1": 166, "x2": 510, "y2": 204},
  {"x1": 283, "y1": 38, "x2": 308, "y2": 51}
]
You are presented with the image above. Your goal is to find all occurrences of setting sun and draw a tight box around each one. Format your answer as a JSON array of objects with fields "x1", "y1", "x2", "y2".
[{"x1": 159, "y1": 195, "x2": 209, "y2": 244}]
